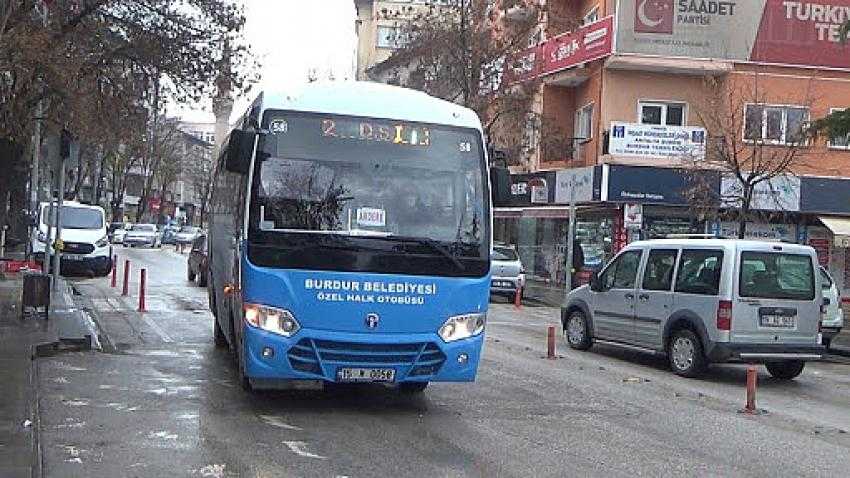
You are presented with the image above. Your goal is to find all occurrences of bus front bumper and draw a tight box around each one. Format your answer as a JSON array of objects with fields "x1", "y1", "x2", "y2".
[{"x1": 243, "y1": 326, "x2": 484, "y2": 383}]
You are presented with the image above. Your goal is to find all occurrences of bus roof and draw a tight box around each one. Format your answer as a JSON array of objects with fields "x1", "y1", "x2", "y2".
[{"x1": 254, "y1": 81, "x2": 483, "y2": 131}]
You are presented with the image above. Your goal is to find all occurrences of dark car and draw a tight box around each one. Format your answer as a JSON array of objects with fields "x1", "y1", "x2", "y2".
[{"x1": 187, "y1": 235, "x2": 208, "y2": 287}]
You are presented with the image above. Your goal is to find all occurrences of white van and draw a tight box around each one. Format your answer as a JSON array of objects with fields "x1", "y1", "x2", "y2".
[
  {"x1": 562, "y1": 239, "x2": 825, "y2": 379},
  {"x1": 31, "y1": 201, "x2": 112, "y2": 276}
]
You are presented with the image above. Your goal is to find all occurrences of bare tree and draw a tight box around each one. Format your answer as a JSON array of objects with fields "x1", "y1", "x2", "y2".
[
  {"x1": 683, "y1": 75, "x2": 813, "y2": 238},
  {"x1": 136, "y1": 117, "x2": 183, "y2": 222},
  {"x1": 376, "y1": 0, "x2": 545, "y2": 159}
]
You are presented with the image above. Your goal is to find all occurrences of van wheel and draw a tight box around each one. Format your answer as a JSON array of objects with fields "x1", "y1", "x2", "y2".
[
  {"x1": 765, "y1": 360, "x2": 805, "y2": 380},
  {"x1": 564, "y1": 310, "x2": 592, "y2": 350},
  {"x1": 668, "y1": 329, "x2": 707, "y2": 378}
]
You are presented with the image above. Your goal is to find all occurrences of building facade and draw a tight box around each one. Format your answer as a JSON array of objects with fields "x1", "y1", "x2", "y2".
[{"x1": 494, "y1": 0, "x2": 850, "y2": 304}]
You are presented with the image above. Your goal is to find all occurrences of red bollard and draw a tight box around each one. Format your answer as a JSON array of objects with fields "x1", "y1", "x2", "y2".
[
  {"x1": 514, "y1": 286, "x2": 522, "y2": 309},
  {"x1": 138, "y1": 268, "x2": 146, "y2": 312},
  {"x1": 744, "y1": 366, "x2": 758, "y2": 413},
  {"x1": 122, "y1": 260, "x2": 130, "y2": 296},
  {"x1": 111, "y1": 255, "x2": 117, "y2": 287},
  {"x1": 547, "y1": 325, "x2": 556, "y2": 359}
]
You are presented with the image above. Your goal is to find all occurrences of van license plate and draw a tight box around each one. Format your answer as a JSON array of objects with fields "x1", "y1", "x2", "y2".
[
  {"x1": 63, "y1": 254, "x2": 85, "y2": 261},
  {"x1": 337, "y1": 368, "x2": 395, "y2": 383},
  {"x1": 760, "y1": 315, "x2": 796, "y2": 328}
]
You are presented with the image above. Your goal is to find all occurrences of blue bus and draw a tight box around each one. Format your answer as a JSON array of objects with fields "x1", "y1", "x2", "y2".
[{"x1": 207, "y1": 82, "x2": 497, "y2": 393}]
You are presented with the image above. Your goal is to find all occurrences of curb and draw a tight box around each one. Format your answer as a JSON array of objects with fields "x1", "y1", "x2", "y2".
[{"x1": 29, "y1": 344, "x2": 43, "y2": 478}]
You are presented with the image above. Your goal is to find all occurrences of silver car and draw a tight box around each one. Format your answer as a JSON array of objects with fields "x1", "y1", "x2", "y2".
[
  {"x1": 491, "y1": 245, "x2": 525, "y2": 298},
  {"x1": 124, "y1": 223, "x2": 162, "y2": 248},
  {"x1": 819, "y1": 266, "x2": 844, "y2": 349},
  {"x1": 562, "y1": 239, "x2": 824, "y2": 380}
]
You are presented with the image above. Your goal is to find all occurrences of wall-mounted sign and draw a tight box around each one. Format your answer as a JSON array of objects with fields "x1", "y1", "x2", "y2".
[
  {"x1": 718, "y1": 222, "x2": 797, "y2": 242},
  {"x1": 624, "y1": 203, "x2": 644, "y2": 229},
  {"x1": 609, "y1": 122, "x2": 707, "y2": 160},
  {"x1": 528, "y1": 177, "x2": 549, "y2": 204},
  {"x1": 720, "y1": 174, "x2": 801, "y2": 212},
  {"x1": 506, "y1": 16, "x2": 614, "y2": 83},
  {"x1": 505, "y1": 172, "x2": 556, "y2": 207},
  {"x1": 554, "y1": 167, "x2": 595, "y2": 203},
  {"x1": 617, "y1": 0, "x2": 850, "y2": 70}
]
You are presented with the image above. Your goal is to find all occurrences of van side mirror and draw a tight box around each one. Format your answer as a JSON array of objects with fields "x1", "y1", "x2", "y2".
[
  {"x1": 589, "y1": 272, "x2": 601, "y2": 292},
  {"x1": 224, "y1": 130, "x2": 257, "y2": 174},
  {"x1": 490, "y1": 166, "x2": 510, "y2": 206}
]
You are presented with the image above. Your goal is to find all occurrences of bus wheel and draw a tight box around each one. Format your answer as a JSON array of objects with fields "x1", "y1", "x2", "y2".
[
  {"x1": 213, "y1": 317, "x2": 227, "y2": 348},
  {"x1": 236, "y1": 330, "x2": 253, "y2": 391},
  {"x1": 399, "y1": 382, "x2": 428, "y2": 394}
]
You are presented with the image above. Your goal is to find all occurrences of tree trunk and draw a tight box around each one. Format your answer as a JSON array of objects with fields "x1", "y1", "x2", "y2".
[{"x1": 738, "y1": 187, "x2": 751, "y2": 239}]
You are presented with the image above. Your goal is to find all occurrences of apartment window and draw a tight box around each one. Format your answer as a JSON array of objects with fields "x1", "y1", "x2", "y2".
[
  {"x1": 376, "y1": 25, "x2": 407, "y2": 49},
  {"x1": 582, "y1": 6, "x2": 599, "y2": 25},
  {"x1": 574, "y1": 103, "x2": 593, "y2": 160},
  {"x1": 744, "y1": 104, "x2": 809, "y2": 145},
  {"x1": 828, "y1": 108, "x2": 850, "y2": 149},
  {"x1": 639, "y1": 101, "x2": 686, "y2": 126}
]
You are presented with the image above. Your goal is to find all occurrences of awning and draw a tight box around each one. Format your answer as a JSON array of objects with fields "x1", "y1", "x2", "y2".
[{"x1": 818, "y1": 216, "x2": 850, "y2": 247}]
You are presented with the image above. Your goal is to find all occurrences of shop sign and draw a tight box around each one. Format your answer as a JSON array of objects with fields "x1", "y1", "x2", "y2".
[
  {"x1": 605, "y1": 165, "x2": 715, "y2": 205},
  {"x1": 528, "y1": 177, "x2": 549, "y2": 204},
  {"x1": 617, "y1": 0, "x2": 850, "y2": 70},
  {"x1": 718, "y1": 222, "x2": 796, "y2": 242},
  {"x1": 801, "y1": 176, "x2": 850, "y2": 214},
  {"x1": 720, "y1": 174, "x2": 801, "y2": 212},
  {"x1": 609, "y1": 122, "x2": 706, "y2": 160},
  {"x1": 554, "y1": 167, "x2": 594, "y2": 203},
  {"x1": 505, "y1": 16, "x2": 614, "y2": 83},
  {"x1": 624, "y1": 204, "x2": 644, "y2": 229}
]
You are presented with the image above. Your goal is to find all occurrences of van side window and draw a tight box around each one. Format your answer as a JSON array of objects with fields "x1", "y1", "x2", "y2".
[
  {"x1": 599, "y1": 250, "x2": 642, "y2": 290},
  {"x1": 675, "y1": 249, "x2": 723, "y2": 295},
  {"x1": 642, "y1": 249, "x2": 677, "y2": 291}
]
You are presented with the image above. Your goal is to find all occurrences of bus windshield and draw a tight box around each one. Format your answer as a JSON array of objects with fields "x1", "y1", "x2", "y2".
[{"x1": 248, "y1": 111, "x2": 490, "y2": 277}]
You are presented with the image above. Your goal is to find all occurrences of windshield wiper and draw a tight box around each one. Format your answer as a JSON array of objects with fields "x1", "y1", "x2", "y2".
[{"x1": 385, "y1": 235, "x2": 466, "y2": 272}]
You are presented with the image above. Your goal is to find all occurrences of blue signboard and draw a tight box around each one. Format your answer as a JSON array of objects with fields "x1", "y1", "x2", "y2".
[
  {"x1": 606, "y1": 165, "x2": 719, "y2": 206},
  {"x1": 801, "y1": 176, "x2": 850, "y2": 214}
]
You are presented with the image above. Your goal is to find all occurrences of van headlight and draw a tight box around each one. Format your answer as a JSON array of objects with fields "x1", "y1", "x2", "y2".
[
  {"x1": 439, "y1": 312, "x2": 486, "y2": 342},
  {"x1": 243, "y1": 303, "x2": 300, "y2": 337},
  {"x1": 95, "y1": 236, "x2": 109, "y2": 247}
]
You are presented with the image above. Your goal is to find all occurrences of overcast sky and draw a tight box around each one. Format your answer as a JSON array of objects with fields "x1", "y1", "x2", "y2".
[{"x1": 170, "y1": 0, "x2": 357, "y2": 123}]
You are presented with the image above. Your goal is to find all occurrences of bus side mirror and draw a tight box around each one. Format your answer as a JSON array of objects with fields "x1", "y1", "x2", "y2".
[
  {"x1": 490, "y1": 166, "x2": 510, "y2": 206},
  {"x1": 225, "y1": 130, "x2": 257, "y2": 174}
]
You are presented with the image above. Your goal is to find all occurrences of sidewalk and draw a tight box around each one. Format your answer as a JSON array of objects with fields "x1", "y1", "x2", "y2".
[{"x1": 0, "y1": 267, "x2": 99, "y2": 478}]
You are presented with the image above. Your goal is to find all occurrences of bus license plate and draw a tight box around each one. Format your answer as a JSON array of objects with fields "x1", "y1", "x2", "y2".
[
  {"x1": 760, "y1": 315, "x2": 796, "y2": 328},
  {"x1": 337, "y1": 368, "x2": 395, "y2": 383}
]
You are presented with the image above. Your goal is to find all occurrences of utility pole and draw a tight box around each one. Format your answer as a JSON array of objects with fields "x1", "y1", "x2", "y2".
[
  {"x1": 29, "y1": 5, "x2": 48, "y2": 255},
  {"x1": 52, "y1": 130, "x2": 72, "y2": 290}
]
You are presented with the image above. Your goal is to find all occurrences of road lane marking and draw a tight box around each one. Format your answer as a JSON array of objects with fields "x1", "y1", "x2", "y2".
[
  {"x1": 283, "y1": 441, "x2": 326, "y2": 459},
  {"x1": 258, "y1": 415, "x2": 303, "y2": 430}
]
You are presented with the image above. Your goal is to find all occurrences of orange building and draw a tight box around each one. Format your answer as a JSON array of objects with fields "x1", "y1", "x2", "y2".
[{"x1": 496, "y1": 0, "x2": 850, "y2": 303}]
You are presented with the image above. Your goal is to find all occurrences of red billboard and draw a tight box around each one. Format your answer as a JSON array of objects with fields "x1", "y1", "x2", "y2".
[
  {"x1": 506, "y1": 16, "x2": 614, "y2": 83},
  {"x1": 618, "y1": 0, "x2": 850, "y2": 70}
]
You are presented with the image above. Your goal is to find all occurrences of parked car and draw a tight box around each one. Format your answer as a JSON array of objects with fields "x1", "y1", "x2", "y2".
[
  {"x1": 562, "y1": 239, "x2": 825, "y2": 380},
  {"x1": 174, "y1": 226, "x2": 202, "y2": 245},
  {"x1": 108, "y1": 222, "x2": 128, "y2": 244},
  {"x1": 161, "y1": 226, "x2": 180, "y2": 245},
  {"x1": 490, "y1": 244, "x2": 525, "y2": 298},
  {"x1": 124, "y1": 223, "x2": 161, "y2": 248},
  {"x1": 819, "y1": 266, "x2": 844, "y2": 349},
  {"x1": 187, "y1": 235, "x2": 208, "y2": 287}
]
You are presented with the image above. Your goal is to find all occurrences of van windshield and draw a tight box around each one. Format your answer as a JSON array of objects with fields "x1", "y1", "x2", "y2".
[
  {"x1": 740, "y1": 252, "x2": 815, "y2": 300},
  {"x1": 42, "y1": 206, "x2": 103, "y2": 229}
]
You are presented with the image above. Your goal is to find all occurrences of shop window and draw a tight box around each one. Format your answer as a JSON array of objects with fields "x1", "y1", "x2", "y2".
[
  {"x1": 743, "y1": 104, "x2": 809, "y2": 145},
  {"x1": 582, "y1": 6, "x2": 599, "y2": 25},
  {"x1": 639, "y1": 101, "x2": 686, "y2": 126},
  {"x1": 642, "y1": 249, "x2": 678, "y2": 291},
  {"x1": 828, "y1": 108, "x2": 850, "y2": 149},
  {"x1": 674, "y1": 249, "x2": 724, "y2": 295},
  {"x1": 574, "y1": 103, "x2": 593, "y2": 160}
]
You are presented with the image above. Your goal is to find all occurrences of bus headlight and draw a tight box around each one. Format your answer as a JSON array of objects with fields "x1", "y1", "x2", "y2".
[
  {"x1": 243, "y1": 304, "x2": 300, "y2": 337},
  {"x1": 439, "y1": 312, "x2": 486, "y2": 342}
]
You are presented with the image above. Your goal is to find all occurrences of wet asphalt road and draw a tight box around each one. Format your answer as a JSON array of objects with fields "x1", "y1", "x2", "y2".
[{"x1": 36, "y1": 246, "x2": 850, "y2": 477}]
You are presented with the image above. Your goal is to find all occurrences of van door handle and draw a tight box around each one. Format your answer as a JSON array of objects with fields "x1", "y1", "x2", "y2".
[
  {"x1": 638, "y1": 294, "x2": 650, "y2": 302},
  {"x1": 625, "y1": 293, "x2": 635, "y2": 300}
]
